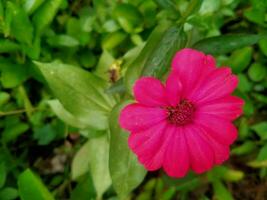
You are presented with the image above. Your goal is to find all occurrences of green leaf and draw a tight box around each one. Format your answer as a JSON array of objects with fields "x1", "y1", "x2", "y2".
[
  {"x1": 212, "y1": 180, "x2": 233, "y2": 200},
  {"x1": 2, "y1": 122, "x2": 29, "y2": 143},
  {"x1": 124, "y1": 23, "x2": 170, "y2": 94},
  {"x1": 47, "y1": 34, "x2": 79, "y2": 47},
  {"x1": 259, "y1": 38, "x2": 267, "y2": 56},
  {"x1": 0, "y1": 39, "x2": 20, "y2": 53},
  {"x1": 237, "y1": 74, "x2": 252, "y2": 92},
  {"x1": 109, "y1": 101, "x2": 147, "y2": 199},
  {"x1": 88, "y1": 136, "x2": 111, "y2": 199},
  {"x1": 0, "y1": 188, "x2": 18, "y2": 200},
  {"x1": 248, "y1": 63, "x2": 266, "y2": 82},
  {"x1": 22, "y1": 0, "x2": 45, "y2": 14},
  {"x1": 70, "y1": 173, "x2": 96, "y2": 200},
  {"x1": 35, "y1": 61, "x2": 116, "y2": 130},
  {"x1": 7, "y1": 2, "x2": 33, "y2": 45},
  {"x1": 193, "y1": 34, "x2": 261, "y2": 55},
  {"x1": 227, "y1": 47, "x2": 252, "y2": 73},
  {"x1": 95, "y1": 50, "x2": 115, "y2": 81},
  {"x1": 231, "y1": 141, "x2": 256, "y2": 155},
  {"x1": 71, "y1": 140, "x2": 91, "y2": 180},
  {"x1": 18, "y1": 169, "x2": 55, "y2": 200},
  {"x1": 141, "y1": 25, "x2": 187, "y2": 78},
  {"x1": 0, "y1": 60, "x2": 30, "y2": 89},
  {"x1": 48, "y1": 99, "x2": 89, "y2": 129},
  {"x1": 183, "y1": 0, "x2": 203, "y2": 18},
  {"x1": 102, "y1": 31, "x2": 127, "y2": 50},
  {"x1": 113, "y1": 3, "x2": 143, "y2": 33},
  {"x1": 32, "y1": 0, "x2": 63, "y2": 34},
  {"x1": 251, "y1": 122, "x2": 267, "y2": 140}
]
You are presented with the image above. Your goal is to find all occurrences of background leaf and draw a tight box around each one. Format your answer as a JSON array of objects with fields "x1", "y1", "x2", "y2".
[{"x1": 109, "y1": 101, "x2": 147, "y2": 199}]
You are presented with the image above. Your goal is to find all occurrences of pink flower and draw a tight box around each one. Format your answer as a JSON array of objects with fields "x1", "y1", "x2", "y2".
[{"x1": 119, "y1": 48, "x2": 244, "y2": 178}]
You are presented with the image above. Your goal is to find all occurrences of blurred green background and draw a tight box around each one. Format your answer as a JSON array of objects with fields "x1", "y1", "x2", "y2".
[{"x1": 0, "y1": 0, "x2": 267, "y2": 199}]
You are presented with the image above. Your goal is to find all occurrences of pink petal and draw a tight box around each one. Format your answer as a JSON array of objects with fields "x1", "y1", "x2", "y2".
[
  {"x1": 184, "y1": 125, "x2": 214, "y2": 174},
  {"x1": 194, "y1": 113, "x2": 238, "y2": 145},
  {"x1": 189, "y1": 67, "x2": 238, "y2": 104},
  {"x1": 128, "y1": 121, "x2": 169, "y2": 170},
  {"x1": 119, "y1": 103, "x2": 167, "y2": 132},
  {"x1": 197, "y1": 125, "x2": 230, "y2": 165},
  {"x1": 197, "y1": 96, "x2": 244, "y2": 120},
  {"x1": 171, "y1": 48, "x2": 215, "y2": 97},
  {"x1": 163, "y1": 126, "x2": 190, "y2": 178},
  {"x1": 133, "y1": 77, "x2": 168, "y2": 106},
  {"x1": 165, "y1": 71, "x2": 183, "y2": 106}
]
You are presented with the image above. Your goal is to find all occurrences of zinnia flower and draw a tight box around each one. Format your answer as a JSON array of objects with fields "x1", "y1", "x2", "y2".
[{"x1": 119, "y1": 48, "x2": 244, "y2": 178}]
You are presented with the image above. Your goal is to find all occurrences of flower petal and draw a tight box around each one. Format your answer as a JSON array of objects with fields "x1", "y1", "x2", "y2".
[
  {"x1": 171, "y1": 48, "x2": 215, "y2": 97},
  {"x1": 189, "y1": 67, "x2": 238, "y2": 104},
  {"x1": 197, "y1": 96, "x2": 244, "y2": 120},
  {"x1": 163, "y1": 126, "x2": 190, "y2": 178},
  {"x1": 185, "y1": 125, "x2": 214, "y2": 174},
  {"x1": 128, "y1": 121, "x2": 169, "y2": 170},
  {"x1": 197, "y1": 125, "x2": 230, "y2": 165},
  {"x1": 133, "y1": 77, "x2": 168, "y2": 106},
  {"x1": 194, "y1": 113, "x2": 238, "y2": 145},
  {"x1": 165, "y1": 71, "x2": 183, "y2": 106},
  {"x1": 119, "y1": 103, "x2": 167, "y2": 132}
]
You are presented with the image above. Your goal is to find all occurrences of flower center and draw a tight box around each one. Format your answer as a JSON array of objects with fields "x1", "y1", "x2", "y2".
[{"x1": 166, "y1": 99, "x2": 196, "y2": 126}]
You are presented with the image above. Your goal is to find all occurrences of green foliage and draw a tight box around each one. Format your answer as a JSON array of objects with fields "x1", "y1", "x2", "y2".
[
  {"x1": 109, "y1": 101, "x2": 147, "y2": 199},
  {"x1": 0, "y1": 0, "x2": 267, "y2": 199}
]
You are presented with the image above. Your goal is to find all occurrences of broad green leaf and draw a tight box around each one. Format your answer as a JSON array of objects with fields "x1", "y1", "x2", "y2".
[
  {"x1": 0, "y1": 188, "x2": 18, "y2": 200},
  {"x1": 244, "y1": 7, "x2": 266, "y2": 26},
  {"x1": 231, "y1": 141, "x2": 256, "y2": 155},
  {"x1": 95, "y1": 50, "x2": 115, "y2": 81},
  {"x1": 0, "y1": 39, "x2": 20, "y2": 53},
  {"x1": 18, "y1": 169, "x2": 55, "y2": 200},
  {"x1": 47, "y1": 34, "x2": 79, "y2": 47},
  {"x1": 109, "y1": 101, "x2": 146, "y2": 199},
  {"x1": 141, "y1": 25, "x2": 187, "y2": 78},
  {"x1": 71, "y1": 140, "x2": 91, "y2": 180},
  {"x1": 259, "y1": 38, "x2": 267, "y2": 56},
  {"x1": 0, "y1": 92, "x2": 10, "y2": 107},
  {"x1": 114, "y1": 3, "x2": 143, "y2": 33},
  {"x1": 227, "y1": 47, "x2": 252, "y2": 73},
  {"x1": 257, "y1": 144, "x2": 267, "y2": 161},
  {"x1": 124, "y1": 23, "x2": 170, "y2": 94},
  {"x1": 70, "y1": 173, "x2": 96, "y2": 200},
  {"x1": 183, "y1": 0, "x2": 203, "y2": 18},
  {"x1": 212, "y1": 180, "x2": 233, "y2": 200},
  {"x1": 248, "y1": 63, "x2": 266, "y2": 82},
  {"x1": 22, "y1": 0, "x2": 45, "y2": 14},
  {"x1": 251, "y1": 122, "x2": 267, "y2": 140},
  {"x1": 193, "y1": 34, "x2": 261, "y2": 55},
  {"x1": 247, "y1": 144, "x2": 267, "y2": 168},
  {"x1": 88, "y1": 136, "x2": 111, "y2": 199},
  {"x1": 23, "y1": 36, "x2": 41, "y2": 60},
  {"x1": 7, "y1": 2, "x2": 33, "y2": 45},
  {"x1": 48, "y1": 99, "x2": 88, "y2": 129},
  {"x1": 33, "y1": 0, "x2": 63, "y2": 34},
  {"x1": 2, "y1": 122, "x2": 29, "y2": 143},
  {"x1": 0, "y1": 60, "x2": 29, "y2": 89},
  {"x1": 33, "y1": 124, "x2": 62, "y2": 145},
  {"x1": 35, "y1": 61, "x2": 116, "y2": 130},
  {"x1": 237, "y1": 74, "x2": 252, "y2": 92},
  {"x1": 102, "y1": 31, "x2": 127, "y2": 50}
]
